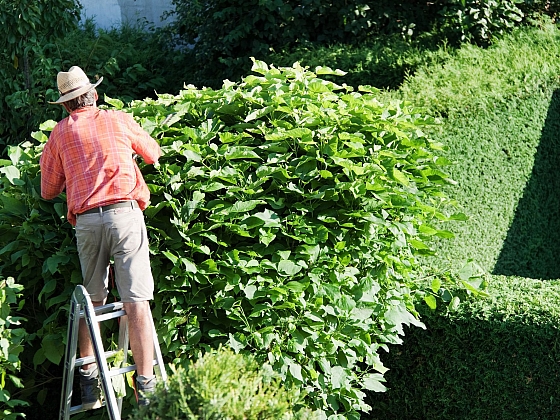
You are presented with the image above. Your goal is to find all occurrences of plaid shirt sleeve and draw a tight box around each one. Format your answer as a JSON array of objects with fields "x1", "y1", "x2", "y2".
[
  {"x1": 125, "y1": 113, "x2": 161, "y2": 164},
  {"x1": 40, "y1": 126, "x2": 66, "y2": 200}
]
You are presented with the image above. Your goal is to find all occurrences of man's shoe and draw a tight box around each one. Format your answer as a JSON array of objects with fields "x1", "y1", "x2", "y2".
[
  {"x1": 136, "y1": 375, "x2": 157, "y2": 407},
  {"x1": 79, "y1": 366, "x2": 103, "y2": 410}
]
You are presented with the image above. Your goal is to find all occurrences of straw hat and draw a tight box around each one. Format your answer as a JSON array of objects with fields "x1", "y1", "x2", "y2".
[{"x1": 49, "y1": 66, "x2": 103, "y2": 104}]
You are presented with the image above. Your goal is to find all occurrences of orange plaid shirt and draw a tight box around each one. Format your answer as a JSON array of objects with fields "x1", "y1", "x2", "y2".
[{"x1": 40, "y1": 107, "x2": 161, "y2": 225}]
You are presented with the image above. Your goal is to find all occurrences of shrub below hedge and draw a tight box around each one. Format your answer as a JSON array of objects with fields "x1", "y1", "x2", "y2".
[{"x1": 130, "y1": 347, "x2": 319, "y2": 420}]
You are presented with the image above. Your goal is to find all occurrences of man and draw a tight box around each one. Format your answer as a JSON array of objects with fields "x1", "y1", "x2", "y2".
[{"x1": 40, "y1": 66, "x2": 161, "y2": 409}]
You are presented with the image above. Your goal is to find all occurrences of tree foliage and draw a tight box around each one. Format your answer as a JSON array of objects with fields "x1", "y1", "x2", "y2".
[
  {"x1": 0, "y1": 0, "x2": 81, "y2": 149},
  {"x1": 165, "y1": 0, "x2": 551, "y2": 89},
  {"x1": 166, "y1": 0, "x2": 442, "y2": 87},
  {"x1": 0, "y1": 2, "x2": 188, "y2": 156}
]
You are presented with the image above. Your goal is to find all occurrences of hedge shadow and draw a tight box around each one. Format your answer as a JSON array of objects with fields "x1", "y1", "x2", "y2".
[{"x1": 493, "y1": 88, "x2": 560, "y2": 280}]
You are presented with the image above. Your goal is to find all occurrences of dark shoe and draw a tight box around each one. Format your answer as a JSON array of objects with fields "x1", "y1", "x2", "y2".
[
  {"x1": 79, "y1": 366, "x2": 103, "y2": 410},
  {"x1": 136, "y1": 375, "x2": 156, "y2": 407}
]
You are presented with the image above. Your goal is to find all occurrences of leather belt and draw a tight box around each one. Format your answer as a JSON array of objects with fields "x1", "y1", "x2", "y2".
[{"x1": 78, "y1": 200, "x2": 139, "y2": 216}]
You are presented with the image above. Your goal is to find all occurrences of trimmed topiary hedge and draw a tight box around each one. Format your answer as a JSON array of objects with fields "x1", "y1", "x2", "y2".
[{"x1": 365, "y1": 276, "x2": 560, "y2": 420}]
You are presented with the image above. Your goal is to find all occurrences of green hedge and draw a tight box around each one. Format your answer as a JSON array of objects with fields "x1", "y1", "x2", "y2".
[
  {"x1": 383, "y1": 21, "x2": 560, "y2": 276},
  {"x1": 1, "y1": 60, "x2": 470, "y2": 420},
  {"x1": 365, "y1": 276, "x2": 560, "y2": 420}
]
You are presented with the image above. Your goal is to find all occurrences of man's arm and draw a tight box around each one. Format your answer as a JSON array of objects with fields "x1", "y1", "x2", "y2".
[
  {"x1": 39, "y1": 143, "x2": 66, "y2": 199},
  {"x1": 127, "y1": 115, "x2": 162, "y2": 165}
]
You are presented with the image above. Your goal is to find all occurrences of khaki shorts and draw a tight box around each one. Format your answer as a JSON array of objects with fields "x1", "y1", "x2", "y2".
[{"x1": 75, "y1": 206, "x2": 154, "y2": 302}]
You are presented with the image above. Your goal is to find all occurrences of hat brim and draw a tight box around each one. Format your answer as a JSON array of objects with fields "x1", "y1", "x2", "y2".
[{"x1": 48, "y1": 77, "x2": 103, "y2": 104}]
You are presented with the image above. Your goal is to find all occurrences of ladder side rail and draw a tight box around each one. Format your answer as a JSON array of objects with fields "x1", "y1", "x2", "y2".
[
  {"x1": 59, "y1": 296, "x2": 82, "y2": 420},
  {"x1": 116, "y1": 314, "x2": 129, "y2": 413},
  {"x1": 80, "y1": 289, "x2": 122, "y2": 420},
  {"x1": 150, "y1": 315, "x2": 168, "y2": 385}
]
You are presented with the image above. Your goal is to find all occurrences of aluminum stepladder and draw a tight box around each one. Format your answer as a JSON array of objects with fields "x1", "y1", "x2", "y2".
[{"x1": 59, "y1": 285, "x2": 168, "y2": 420}]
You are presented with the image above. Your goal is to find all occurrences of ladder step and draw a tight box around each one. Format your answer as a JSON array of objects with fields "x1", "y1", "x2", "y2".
[
  {"x1": 69, "y1": 400, "x2": 106, "y2": 415},
  {"x1": 79, "y1": 301, "x2": 124, "y2": 318},
  {"x1": 93, "y1": 309, "x2": 126, "y2": 323},
  {"x1": 106, "y1": 359, "x2": 161, "y2": 378},
  {"x1": 74, "y1": 350, "x2": 123, "y2": 368}
]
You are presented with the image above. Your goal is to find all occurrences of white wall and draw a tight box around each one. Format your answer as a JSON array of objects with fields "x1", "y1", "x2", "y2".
[{"x1": 80, "y1": 0, "x2": 175, "y2": 29}]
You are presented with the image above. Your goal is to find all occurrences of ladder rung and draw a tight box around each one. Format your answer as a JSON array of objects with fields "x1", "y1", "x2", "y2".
[
  {"x1": 94, "y1": 310, "x2": 126, "y2": 323},
  {"x1": 79, "y1": 301, "x2": 124, "y2": 318},
  {"x1": 69, "y1": 400, "x2": 106, "y2": 415},
  {"x1": 106, "y1": 359, "x2": 161, "y2": 378},
  {"x1": 74, "y1": 350, "x2": 123, "y2": 368}
]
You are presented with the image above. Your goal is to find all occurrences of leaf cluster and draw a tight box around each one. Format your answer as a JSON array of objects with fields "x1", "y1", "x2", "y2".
[{"x1": 438, "y1": 0, "x2": 524, "y2": 46}]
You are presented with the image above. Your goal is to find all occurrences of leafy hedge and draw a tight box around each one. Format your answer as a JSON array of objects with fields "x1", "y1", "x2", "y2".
[
  {"x1": 390, "y1": 21, "x2": 560, "y2": 276},
  {"x1": 0, "y1": 60, "x2": 472, "y2": 419},
  {"x1": 361, "y1": 21, "x2": 560, "y2": 420}
]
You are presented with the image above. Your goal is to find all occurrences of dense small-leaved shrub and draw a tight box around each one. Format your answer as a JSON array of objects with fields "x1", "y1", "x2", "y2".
[
  {"x1": 360, "y1": 21, "x2": 560, "y2": 420},
  {"x1": 130, "y1": 347, "x2": 319, "y2": 420}
]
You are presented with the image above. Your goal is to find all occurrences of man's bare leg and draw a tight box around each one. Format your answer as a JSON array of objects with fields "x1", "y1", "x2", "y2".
[{"x1": 123, "y1": 301, "x2": 154, "y2": 377}]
